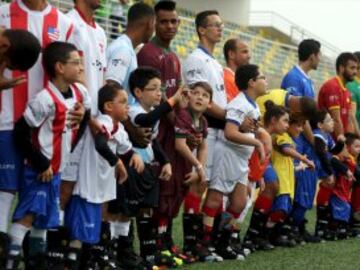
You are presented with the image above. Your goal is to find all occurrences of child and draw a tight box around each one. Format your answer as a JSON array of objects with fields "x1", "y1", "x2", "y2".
[
  {"x1": 199, "y1": 64, "x2": 266, "y2": 262},
  {"x1": 268, "y1": 114, "x2": 314, "y2": 247},
  {"x1": 168, "y1": 81, "x2": 211, "y2": 260},
  {"x1": 6, "y1": 42, "x2": 90, "y2": 269},
  {"x1": 329, "y1": 133, "x2": 360, "y2": 239},
  {"x1": 107, "y1": 67, "x2": 185, "y2": 269},
  {"x1": 244, "y1": 101, "x2": 289, "y2": 251},
  {"x1": 64, "y1": 82, "x2": 144, "y2": 269}
]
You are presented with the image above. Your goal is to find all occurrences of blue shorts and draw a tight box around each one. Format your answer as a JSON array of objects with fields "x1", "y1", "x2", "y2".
[
  {"x1": 272, "y1": 194, "x2": 292, "y2": 214},
  {"x1": 293, "y1": 135, "x2": 318, "y2": 209},
  {"x1": 263, "y1": 164, "x2": 278, "y2": 184},
  {"x1": 13, "y1": 166, "x2": 61, "y2": 229},
  {"x1": 65, "y1": 195, "x2": 101, "y2": 244},
  {"x1": 0, "y1": 130, "x2": 24, "y2": 191},
  {"x1": 330, "y1": 195, "x2": 351, "y2": 222}
]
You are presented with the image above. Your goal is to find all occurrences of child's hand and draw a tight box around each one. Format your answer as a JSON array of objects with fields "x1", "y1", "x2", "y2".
[
  {"x1": 337, "y1": 134, "x2": 346, "y2": 143},
  {"x1": 159, "y1": 163, "x2": 172, "y2": 181},
  {"x1": 195, "y1": 164, "x2": 207, "y2": 184},
  {"x1": 115, "y1": 159, "x2": 128, "y2": 184},
  {"x1": 184, "y1": 171, "x2": 200, "y2": 186},
  {"x1": 38, "y1": 166, "x2": 53, "y2": 182},
  {"x1": 304, "y1": 157, "x2": 315, "y2": 170},
  {"x1": 171, "y1": 85, "x2": 189, "y2": 105},
  {"x1": 129, "y1": 154, "x2": 144, "y2": 174},
  {"x1": 68, "y1": 102, "x2": 85, "y2": 128},
  {"x1": 255, "y1": 140, "x2": 265, "y2": 164}
]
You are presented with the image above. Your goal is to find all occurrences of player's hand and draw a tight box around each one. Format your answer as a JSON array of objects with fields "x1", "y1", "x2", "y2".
[
  {"x1": 255, "y1": 140, "x2": 265, "y2": 164},
  {"x1": 196, "y1": 165, "x2": 206, "y2": 184},
  {"x1": 89, "y1": 118, "x2": 105, "y2": 135},
  {"x1": 170, "y1": 85, "x2": 189, "y2": 105},
  {"x1": 129, "y1": 154, "x2": 144, "y2": 173},
  {"x1": 69, "y1": 102, "x2": 85, "y2": 129},
  {"x1": 38, "y1": 166, "x2": 53, "y2": 182},
  {"x1": 115, "y1": 159, "x2": 128, "y2": 184},
  {"x1": 184, "y1": 171, "x2": 199, "y2": 186},
  {"x1": 159, "y1": 163, "x2": 172, "y2": 181},
  {"x1": 239, "y1": 116, "x2": 256, "y2": 133},
  {"x1": 337, "y1": 134, "x2": 346, "y2": 143},
  {"x1": 0, "y1": 62, "x2": 27, "y2": 90}
]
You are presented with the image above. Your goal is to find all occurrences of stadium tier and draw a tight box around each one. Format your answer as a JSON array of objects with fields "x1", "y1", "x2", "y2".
[{"x1": 46, "y1": 0, "x2": 335, "y2": 90}]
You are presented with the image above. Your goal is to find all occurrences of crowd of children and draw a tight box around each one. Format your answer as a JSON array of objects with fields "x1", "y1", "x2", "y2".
[{"x1": 0, "y1": 1, "x2": 360, "y2": 270}]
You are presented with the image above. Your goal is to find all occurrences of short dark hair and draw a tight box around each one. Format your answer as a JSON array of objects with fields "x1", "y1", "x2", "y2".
[
  {"x1": 154, "y1": 0, "x2": 176, "y2": 13},
  {"x1": 345, "y1": 132, "x2": 360, "y2": 147},
  {"x1": 3, "y1": 29, "x2": 41, "y2": 71},
  {"x1": 235, "y1": 64, "x2": 259, "y2": 90},
  {"x1": 98, "y1": 82, "x2": 124, "y2": 114},
  {"x1": 195, "y1": 10, "x2": 219, "y2": 36},
  {"x1": 298, "y1": 39, "x2": 321, "y2": 61},
  {"x1": 127, "y1": 2, "x2": 155, "y2": 25},
  {"x1": 42, "y1": 41, "x2": 78, "y2": 79},
  {"x1": 309, "y1": 109, "x2": 328, "y2": 129},
  {"x1": 289, "y1": 112, "x2": 306, "y2": 125},
  {"x1": 264, "y1": 100, "x2": 288, "y2": 127},
  {"x1": 129, "y1": 66, "x2": 161, "y2": 98},
  {"x1": 300, "y1": 96, "x2": 317, "y2": 120},
  {"x1": 223, "y1": 38, "x2": 238, "y2": 63},
  {"x1": 353, "y1": 51, "x2": 360, "y2": 62},
  {"x1": 336, "y1": 52, "x2": 358, "y2": 73},
  {"x1": 189, "y1": 81, "x2": 213, "y2": 102}
]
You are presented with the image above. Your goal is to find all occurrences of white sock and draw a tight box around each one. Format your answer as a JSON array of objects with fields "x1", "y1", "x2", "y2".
[
  {"x1": 0, "y1": 191, "x2": 15, "y2": 233},
  {"x1": 9, "y1": 223, "x2": 30, "y2": 250},
  {"x1": 59, "y1": 210, "x2": 65, "y2": 226},
  {"x1": 110, "y1": 221, "x2": 130, "y2": 239}
]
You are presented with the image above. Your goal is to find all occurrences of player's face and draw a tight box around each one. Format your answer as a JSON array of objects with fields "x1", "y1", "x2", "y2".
[
  {"x1": 62, "y1": 51, "x2": 84, "y2": 84},
  {"x1": 112, "y1": 90, "x2": 129, "y2": 122},
  {"x1": 85, "y1": 0, "x2": 101, "y2": 10},
  {"x1": 348, "y1": 139, "x2": 360, "y2": 157},
  {"x1": 311, "y1": 52, "x2": 321, "y2": 70},
  {"x1": 253, "y1": 73, "x2": 268, "y2": 97},
  {"x1": 320, "y1": 113, "x2": 334, "y2": 133},
  {"x1": 141, "y1": 78, "x2": 162, "y2": 108},
  {"x1": 342, "y1": 60, "x2": 358, "y2": 82},
  {"x1": 234, "y1": 41, "x2": 251, "y2": 67},
  {"x1": 202, "y1": 15, "x2": 223, "y2": 44},
  {"x1": 273, "y1": 113, "x2": 289, "y2": 134},
  {"x1": 155, "y1": 9, "x2": 179, "y2": 42},
  {"x1": 188, "y1": 86, "x2": 211, "y2": 113}
]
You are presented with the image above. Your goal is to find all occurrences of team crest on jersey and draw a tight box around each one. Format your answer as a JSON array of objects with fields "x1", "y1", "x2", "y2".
[{"x1": 47, "y1": 26, "x2": 60, "y2": 41}]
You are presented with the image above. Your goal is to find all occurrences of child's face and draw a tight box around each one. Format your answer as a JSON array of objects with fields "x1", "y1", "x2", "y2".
[
  {"x1": 138, "y1": 78, "x2": 162, "y2": 108},
  {"x1": 253, "y1": 72, "x2": 268, "y2": 97},
  {"x1": 287, "y1": 121, "x2": 304, "y2": 138},
  {"x1": 112, "y1": 90, "x2": 129, "y2": 122},
  {"x1": 61, "y1": 51, "x2": 83, "y2": 84},
  {"x1": 319, "y1": 113, "x2": 334, "y2": 133},
  {"x1": 188, "y1": 86, "x2": 211, "y2": 113},
  {"x1": 273, "y1": 113, "x2": 289, "y2": 135},
  {"x1": 348, "y1": 139, "x2": 360, "y2": 158}
]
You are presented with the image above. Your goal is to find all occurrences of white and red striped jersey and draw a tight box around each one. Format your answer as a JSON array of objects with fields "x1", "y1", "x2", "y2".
[
  {"x1": 0, "y1": 0, "x2": 74, "y2": 131},
  {"x1": 67, "y1": 8, "x2": 107, "y2": 116},
  {"x1": 23, "y1": 82, "x2": 91, "y2": 174}
]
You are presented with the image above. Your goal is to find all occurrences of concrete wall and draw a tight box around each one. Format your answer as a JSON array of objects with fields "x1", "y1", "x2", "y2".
[{"x1": 175, "y1": 0, "x2": 250, "y2": 26}]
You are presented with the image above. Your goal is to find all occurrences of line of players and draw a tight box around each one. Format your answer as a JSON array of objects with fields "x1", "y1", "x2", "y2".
[{"x1": 0, "y1": 0, "x2": 360, "y2": 269}]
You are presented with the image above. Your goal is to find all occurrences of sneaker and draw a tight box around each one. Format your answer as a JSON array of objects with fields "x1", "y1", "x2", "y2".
[
  {"x1": 195, "y1": 240, "x2": 223, "y2": 262},
  {"x1": 169, "y1": 245, "x2": 196, "y2": 264},
  {"x1": 5, "y1": 253, "x2": 22, "y2": 270}
]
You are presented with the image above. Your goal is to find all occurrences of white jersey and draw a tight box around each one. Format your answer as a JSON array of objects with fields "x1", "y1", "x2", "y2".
[
  {"x1": 67, "y1": 8, "x2": 107, "y2": 116},
  {"x1": 182, "y1": 46, "x2": 226, "y2": 109},
  {"x1": 223, "y1": 92, "x2": 261, "y2": 159},
  {"x1": 0, "y1": 0, "x2": 74, "y2": 130},
  {"x1": 106, "y1": 34, "x2": 137, "y2": 104},
  {"x1": 128, "y1": 102, "x2": 159, "y2": 164},
  {"x1": 23, "y1": 82, "x2": 91, "y2": 174},
  {"x1": 73, "y1": 114, "x2": 132, "y2": 203}
]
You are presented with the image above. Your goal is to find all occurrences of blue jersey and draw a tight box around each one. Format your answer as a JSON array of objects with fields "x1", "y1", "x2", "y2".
[{"x1": 281, "y1": 65, "x2": 315, "y2": 98}]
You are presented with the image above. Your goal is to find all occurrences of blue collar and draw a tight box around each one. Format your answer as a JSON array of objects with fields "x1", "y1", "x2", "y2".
[
  {"x1": 244, "y1": 93, "x2": 257, "y2": 109},
  {"x1": 197, "y1": 45, "x2": 214, "y2": 59}
]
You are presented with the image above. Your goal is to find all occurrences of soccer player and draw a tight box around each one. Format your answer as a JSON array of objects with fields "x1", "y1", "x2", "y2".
[
  {"x1": 318, "y1": 52, "x2": 358, "y2": 137},
  {"x1": 346, "y1": 52, "x2": 360, "y2": 130},
  {"x1": 281, "y1": 39, "x2": 322, "y2": 242},
  {"x1": 136, "y1": 1, "x2": 184, "y2": 258},
  {"x1": 0, "y1": 0, "x2": 81, "y2": 266},
  {"x1": 223, "y1": 38, "x2": 251, "y2": 102},
  {"x1": 6, "y1": 41, "x2": 90, "y2": 269}
]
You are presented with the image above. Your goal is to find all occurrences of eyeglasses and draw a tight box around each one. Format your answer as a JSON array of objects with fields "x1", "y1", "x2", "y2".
[
  {"x1": 144, "y1": 86, "x2": 162, "y2": 92},
  {"x1": 205, "y1": 22, "x2": 224, "y2": 29}
]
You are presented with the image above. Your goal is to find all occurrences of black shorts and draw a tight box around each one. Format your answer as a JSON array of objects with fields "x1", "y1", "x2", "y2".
[{"x1": 108, "y1": 163, "x2": 160, "y2": 217}]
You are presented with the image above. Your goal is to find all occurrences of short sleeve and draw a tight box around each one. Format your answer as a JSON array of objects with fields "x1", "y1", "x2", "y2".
[
  {"x1": 174, "y1": 109, "x2": 191, "y2": 138},
  {"x1": 281, "y1": 75, "x2": 303, "y2": 96},
  {"x1": 182, "y1": 56, "x2": 207, "y2": 85},
  {"x1": 115, "y1": 127, "x2": 132, "y2": 155},
  {"x1": 226, "y1": 107, "x2": 246, "y2": 126},
  {"x1": 106, "y1": 46, "x2": 132, "y2": 85},
  {"x1": 128, "y1": 104, "x2": 143, "y2": 127},
  {"x1": 23, "y1": 91, "x2": 53, "y2": 128},
  {"x1": 76, "y1": 83, "x2": 92, "y2": 111},
  {"x1": 275, "y1": 133, "x2": 293, "y2": 148},
  {"x1": 320, "y1": 85, "x2": 341, "y2": 110},
  {"x1": 96, "y1": 114, "x2": 113, "y2": 139}
]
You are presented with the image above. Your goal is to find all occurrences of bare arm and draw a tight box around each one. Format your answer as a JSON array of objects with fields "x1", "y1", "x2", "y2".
[
  {"x1": 281, "y1": 146, "x2": 315, "y2": 169},
  {"x1": 349, "y1": 103, "x2": 360, "y2": 135},
  {"x1": 329, "y1": 108, "x2": 344, "y2": 138},
  {"x1": 197, "y1": 140, "x2": 208, "y2": 166},
  {"x1": 175, "y1": 137, "x2": 202, "y2": 167}
]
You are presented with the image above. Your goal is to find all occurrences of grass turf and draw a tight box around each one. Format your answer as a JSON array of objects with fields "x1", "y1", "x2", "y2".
[{"x1": 166, "y1": 209, "x2": 359, "y2": 270}]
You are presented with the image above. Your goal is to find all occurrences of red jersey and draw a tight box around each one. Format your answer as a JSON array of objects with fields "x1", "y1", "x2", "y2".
[
  {"x1": 318, "y1": 76, "x2": 352, "y2": 133},
  {"x1": 0, "y1": 0, "x2": 74, "y2": 130},
  {"x1": 333, "y1": 156, "x2": 356, "y2": 202}
]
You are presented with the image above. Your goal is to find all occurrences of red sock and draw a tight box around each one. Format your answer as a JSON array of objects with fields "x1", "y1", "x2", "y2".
[
  {"x1": 226, "y1": 207, "x2": 241, "y2": 220},
  {"x1": 254, "y1": 194, "x2": 273, "y2": 213},
  {"x1": 317, "y1": 185, "x2": 333, "y2": 206},
  {"x1": 202, "y1": 205, "x2": 218, "y2": 240},
  {"x1": 269, "y1": 210, "x2": 286, "y2": 223},
  {"x1": 184, "y1": 192, "x2": 201, "y2": 214}
]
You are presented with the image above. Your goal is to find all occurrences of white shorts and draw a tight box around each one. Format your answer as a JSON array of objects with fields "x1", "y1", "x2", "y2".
[
  {"x1": 210, "y1": 140, "x2": 249, "y2": 194},
  {"x1": 205, "y1": 128, "x2": 222, "y2": 180},
  {"x1": 61, "y1": 136, "x2": 85, "y2": 182}
]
